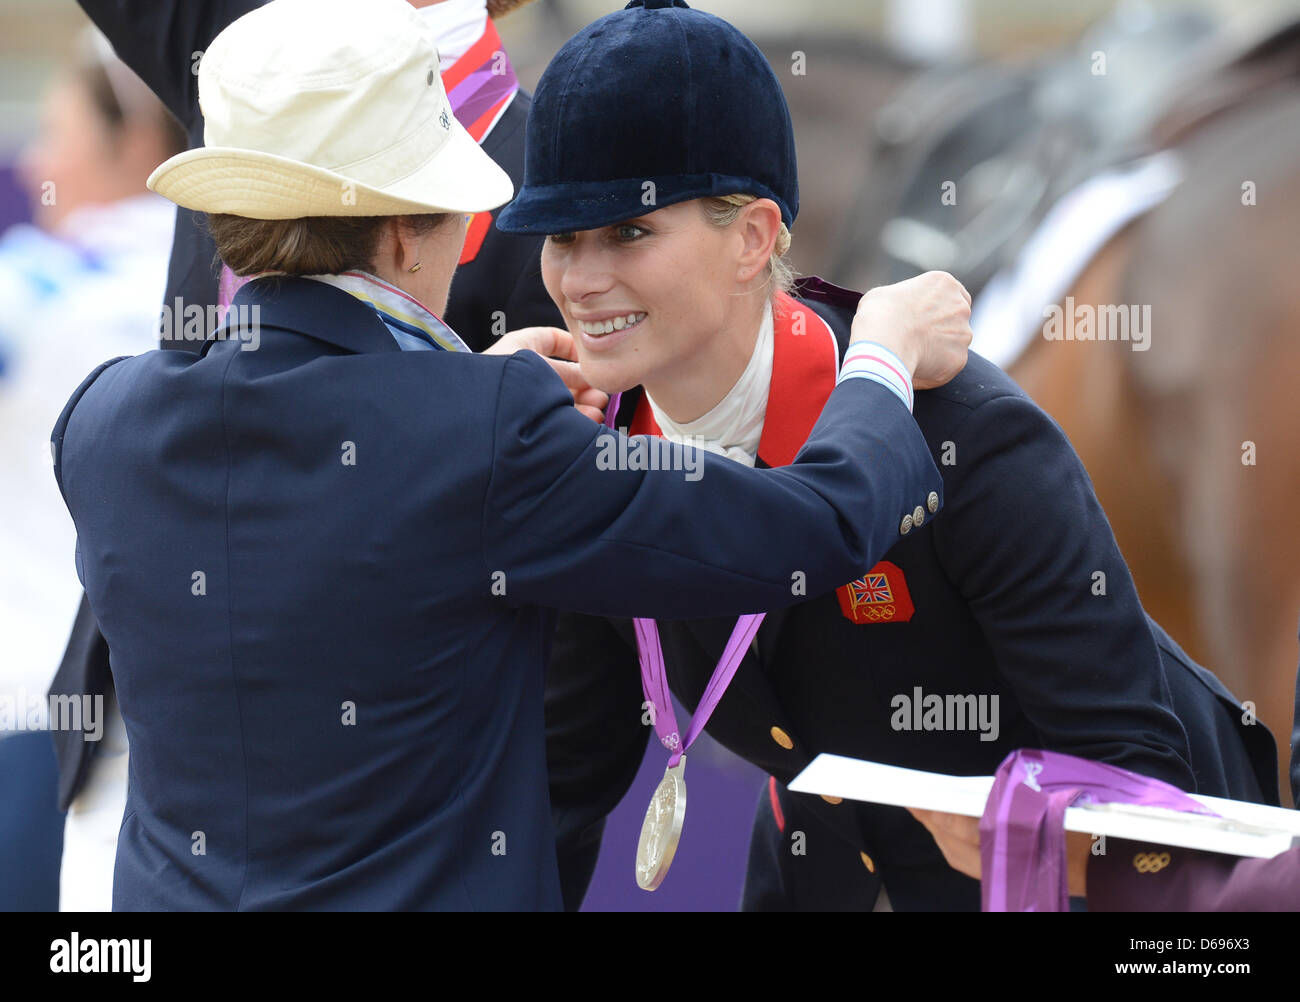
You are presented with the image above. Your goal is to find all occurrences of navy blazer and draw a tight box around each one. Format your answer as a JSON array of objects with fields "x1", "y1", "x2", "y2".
[
  {"x1": 544, "y1": 280, "x2": 1277, "y2": 912},
  {"x1": 51, "y1": 0, "x2": 562, "y2": 814},
  {"x1": 51, "y1": 276, "x2": 942, "y2": 909}
]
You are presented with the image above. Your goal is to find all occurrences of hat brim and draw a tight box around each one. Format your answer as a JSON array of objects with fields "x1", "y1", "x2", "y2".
[
  {"x1": 148, "y1": 118, "x2": 513, "y2": 220},
  {"x1": 495, "y1": 173, "x2": 792, "y2": 235}
]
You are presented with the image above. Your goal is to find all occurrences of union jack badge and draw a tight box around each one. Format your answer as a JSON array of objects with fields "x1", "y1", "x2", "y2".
[{"x1": 835, "y1": 560, "x2": 914, "y2": 624}]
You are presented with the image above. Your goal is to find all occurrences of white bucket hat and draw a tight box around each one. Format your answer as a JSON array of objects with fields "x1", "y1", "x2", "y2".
[{"x1": 147, "y1": 0, "x2": 513, "y2": 219}]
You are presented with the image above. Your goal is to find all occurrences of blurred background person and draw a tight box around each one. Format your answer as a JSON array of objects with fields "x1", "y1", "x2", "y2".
[
  {"x1": 0, "y1": 28, "x2": 182, "y2": 911},
  {"x1": 1, "y1": 31, "x2": 181, "y2": 705}
]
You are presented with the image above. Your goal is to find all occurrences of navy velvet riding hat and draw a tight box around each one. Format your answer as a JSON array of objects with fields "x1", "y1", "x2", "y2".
[{"x1": 495, "y1": 0, "x2": 798, "y2": 234}]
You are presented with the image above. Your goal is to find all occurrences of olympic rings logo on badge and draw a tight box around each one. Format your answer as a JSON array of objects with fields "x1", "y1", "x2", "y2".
[{"x1": 1132, "y1": 851, "x2": 1171, "y2": 873}]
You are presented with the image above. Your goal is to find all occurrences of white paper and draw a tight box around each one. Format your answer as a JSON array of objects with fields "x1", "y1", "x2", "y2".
[{"x1": 789, "y1": 753, "x2": 1300, "y2": 859}]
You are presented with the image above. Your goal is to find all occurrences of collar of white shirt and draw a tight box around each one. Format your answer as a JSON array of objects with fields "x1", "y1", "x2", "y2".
[{"x1": 645, "y1": 300, "x2": 773, "y2": 468}]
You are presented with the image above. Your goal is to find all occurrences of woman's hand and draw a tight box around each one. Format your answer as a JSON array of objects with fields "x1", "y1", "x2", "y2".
[
  {"x1": 850, "y1": 271, "x2": 973, "y2": 390},
  {"x1": 908, "y1": 808, "x2": 984, "y2": 881},
  {"x1": 907, "y1": 807, "x2": 1093, "y2": 896},
  {"x1": 482, "y1": 326, "x2": 609, "y2": 423}
]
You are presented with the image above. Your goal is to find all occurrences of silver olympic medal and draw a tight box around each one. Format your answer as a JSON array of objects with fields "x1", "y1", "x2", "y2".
[{"x1": 635, "y1": 758, "x2": 687, "y2": 891}]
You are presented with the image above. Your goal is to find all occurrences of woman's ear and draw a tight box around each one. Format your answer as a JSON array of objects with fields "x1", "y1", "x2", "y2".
[
  {"x1": 389, "y1": 217, "x2": 424, "y2": 273},
  {"x1": 734, "y1": 198, "x2": 782, "y2": 285},
  {"x1": 365, "y1": 218, "x2": 415, "y2": 285}
]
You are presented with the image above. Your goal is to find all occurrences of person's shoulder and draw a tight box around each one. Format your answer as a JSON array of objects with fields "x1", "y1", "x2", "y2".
[
  {"x1": 486, "y1": 348, "x2": 567, "y2": 402},
  {"x1": 63, "y1": 351, "x2": 157, "y2": 407},
  {"x1": 56, "y1": 348, "x2": 197, "y2": 435},
  {"x1": 790, "y1": 279, "x2": 1049, "y2": 437},
  {"x1": 51, "y1": 353, "x2": 146, "y2": 492},
  {"x1": 917, "y1": 352, "x2": 1029, "y2": 416},
  {"x1": 481, "y1": 89, "x2": 531, "y2": 163},
  {"x1": 790, "y1": 277, "x2": 857, "y2": 348},
  {"x1": 393, "y1": 349, "x2": 557, "y2": 421},
  {"x1": 363, "y1": 345, "x2": 518, "y2": 402},
  {"x1": 912, "y1": 354, "x2": 1088, "y2": 491},
  {"x1": 510, "y1": 88, "x2": 533, "y2": 115},
  {"x1": 791, "y1": 279, "x2": 1028, "y2": 406}
]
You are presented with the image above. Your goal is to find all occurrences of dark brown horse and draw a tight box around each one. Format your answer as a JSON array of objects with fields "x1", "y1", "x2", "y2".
[
  {"x1": 1007, "y1": 86, "x2": 1300, "y2": 802},
  {"x1": 812, "y1": 8, "x2": 1300, "y2": 802}
]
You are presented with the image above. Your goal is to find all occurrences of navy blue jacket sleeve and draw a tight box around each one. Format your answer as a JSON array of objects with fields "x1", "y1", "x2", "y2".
[
  {"x1": 545, "y1": 612, "x2": 647, "y2": 911},
  {"x1": 76, "y1": 0, "x2": 261, "y2": 132},
  {"x1": 928, "y1": 392, "x2": 1195, "y2": 791},
  {"x1": 482, "y1": 350, "x2": 944, "y2": 619}
]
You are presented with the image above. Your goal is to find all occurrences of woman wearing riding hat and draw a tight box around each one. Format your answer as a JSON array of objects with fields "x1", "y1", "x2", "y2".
[
  {"x1": 50, "y1": 0, "x2": 969, "y2": 910},
  {"x1": 510, "y1": 0, "x2": 1276, "y2": 910}
]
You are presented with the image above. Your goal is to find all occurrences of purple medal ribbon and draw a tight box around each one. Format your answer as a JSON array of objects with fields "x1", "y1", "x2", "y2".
[
  {"x1": 602, "y1": 392, "x2": 623, "y2": 429},
  {"x1": 634, "y1": 613, "x2": 765, "y2": 767},
  {"x1": 979, "y1": 748, "x2": 1219, "y2": 911},
  {"x1": 610, "y1": 398, "x2": 761, "y2": 763}
]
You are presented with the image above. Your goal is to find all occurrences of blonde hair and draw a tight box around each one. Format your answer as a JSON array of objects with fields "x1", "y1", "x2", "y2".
[{"x1": 699, "y1": 194, "x2": 796, "y2": 297}]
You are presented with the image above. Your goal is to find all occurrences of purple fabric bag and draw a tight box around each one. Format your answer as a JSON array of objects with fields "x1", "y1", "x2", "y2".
[{"x1": 979, "y1": 748, "x2": 1217, "y2": 911}]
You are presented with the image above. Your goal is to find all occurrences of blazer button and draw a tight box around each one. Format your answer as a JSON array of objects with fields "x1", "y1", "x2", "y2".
[
  {"x1": 912, "y1": 505, "x2": 925, "y2": 527},
  {"x1": 860, "y1": 851, "x2": 876, "y2": 873},
  {"x1": 900, "y1": 514, "x2": 913, "y2": 536},
  {"x1": 769, "y1": 726, "x2": 794, "y2": 750},
  {"x1": 821, "y1": 795, "x2": 843, "y2": 805},
  {"x1": 927, "y1": 491, "x2": 939, "y2": 513}
]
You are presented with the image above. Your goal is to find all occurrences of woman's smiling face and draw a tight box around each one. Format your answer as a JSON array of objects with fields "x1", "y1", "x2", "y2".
[{"x1": 540, "y1": 200, "x2": 743, "y2": 396}]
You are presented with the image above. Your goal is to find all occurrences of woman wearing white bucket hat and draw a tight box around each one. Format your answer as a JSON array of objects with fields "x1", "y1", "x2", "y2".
[
  {"x1": 49, "y1": 0, "x2": 564, "y2": 915},
  {"x1": 51, "y1": 0, "x2": 967, "y2": 910}
]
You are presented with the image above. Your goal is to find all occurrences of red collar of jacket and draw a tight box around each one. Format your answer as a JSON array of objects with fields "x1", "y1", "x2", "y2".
[{"x1": 625, "y1": 291, "x2": 840, "y2": 467}]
